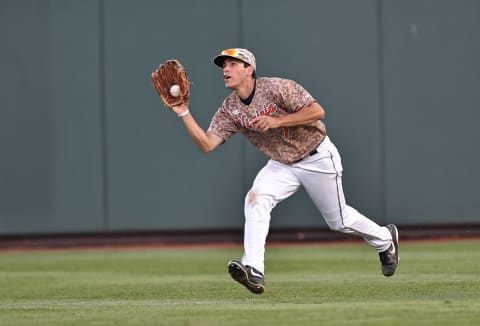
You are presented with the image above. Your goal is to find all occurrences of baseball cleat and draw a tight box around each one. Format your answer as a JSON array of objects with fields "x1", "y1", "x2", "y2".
[
  {"x1": 379, "y1": 224, "x2": 399, "y2": 277},
  {"x1": 227, "y1": 260, "x2": 265, "y2": 294}
]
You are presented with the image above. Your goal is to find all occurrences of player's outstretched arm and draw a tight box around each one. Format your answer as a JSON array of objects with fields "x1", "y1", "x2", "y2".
[{"x1": 171, "y1": 104, "x2": 223, "y2": 153}]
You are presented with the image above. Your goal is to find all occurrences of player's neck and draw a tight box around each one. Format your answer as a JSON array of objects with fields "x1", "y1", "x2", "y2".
[{"x1": 236, "y1": 78, "x2": 256, "y2": 101}]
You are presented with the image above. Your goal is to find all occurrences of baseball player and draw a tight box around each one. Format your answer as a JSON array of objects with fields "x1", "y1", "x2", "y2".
[{"x1": 167, "y1": 48, "x2": 399, "y2": 294}]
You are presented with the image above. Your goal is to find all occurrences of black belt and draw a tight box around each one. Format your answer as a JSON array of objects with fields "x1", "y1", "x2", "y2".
[
  {"x1": 293, "y1": 149, "x2": 317, "y2": 163},
  {"x1": 307, "y1": 149, "x2": 318, "y2": 156}
]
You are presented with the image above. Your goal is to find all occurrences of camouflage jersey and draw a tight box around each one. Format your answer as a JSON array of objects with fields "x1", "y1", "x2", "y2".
[{"x1": 207, "y1": 77, "x2": 327, "y2": 164}]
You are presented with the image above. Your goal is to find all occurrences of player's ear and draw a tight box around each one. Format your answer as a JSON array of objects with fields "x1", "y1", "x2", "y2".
[{"x1": 246, "y1": 65, "x2": 255, "y2": 78}]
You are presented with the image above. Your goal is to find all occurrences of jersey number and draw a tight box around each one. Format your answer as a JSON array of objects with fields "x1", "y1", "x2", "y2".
[{"x1": 278, "y1": 127, "x2": 289, "y2": 139}]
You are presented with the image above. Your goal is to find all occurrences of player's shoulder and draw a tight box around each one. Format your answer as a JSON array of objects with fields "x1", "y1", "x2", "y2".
[
  {"x1": 257, "y1": 76, "x2": 290, "y2": 83},
  {"x1": 257, "y1": 76, "x2": 299, "y2": 87},
  {"x1": 257, "y1": 77, "x2": 304, "y2": 95}
]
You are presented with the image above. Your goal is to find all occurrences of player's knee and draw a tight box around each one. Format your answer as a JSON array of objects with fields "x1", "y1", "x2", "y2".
[
  {"x1": 323, "y1": 212, "x2": 352, "y2": 233},
  {"x1": 245, "y1": 190, "x2": 259, "y2": 207},
  {"x1": 244, "y1": 190, "x2": 272, "y2": 221},
  {"x1": 245, "y1": 190, "x2": 264, "y2": 211}
]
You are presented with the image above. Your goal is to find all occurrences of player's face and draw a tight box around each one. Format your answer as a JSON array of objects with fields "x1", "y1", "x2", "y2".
[{"x1": 222, "y1": 58, "x2": 250, "y2": 89}]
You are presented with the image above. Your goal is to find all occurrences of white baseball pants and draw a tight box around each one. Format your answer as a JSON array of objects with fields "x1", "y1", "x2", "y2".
[{"x1": 241, "y1": 136, "x2": 392, "y2": 274}]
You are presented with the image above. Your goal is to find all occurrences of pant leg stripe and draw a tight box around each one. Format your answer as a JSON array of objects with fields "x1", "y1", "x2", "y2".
[{"x1": 328, "y1": 150, "x2": 345, "y2": 226}]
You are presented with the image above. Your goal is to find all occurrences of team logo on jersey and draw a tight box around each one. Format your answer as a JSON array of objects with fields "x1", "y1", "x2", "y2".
[
  {"x1": 234, "y1": 103, "x2": 290, "y2": 138},
  {"x1": 259, "y1": 103, "x2": 278, "y2": 116}
]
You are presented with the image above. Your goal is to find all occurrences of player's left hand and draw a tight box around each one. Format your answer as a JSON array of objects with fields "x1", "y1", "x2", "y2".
[{"x1": 251, "y1": 115, "x2": 278, "y2": 132}]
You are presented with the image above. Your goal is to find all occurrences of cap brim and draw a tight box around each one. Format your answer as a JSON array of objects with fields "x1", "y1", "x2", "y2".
[
  {"x1": 213, "y1": 55, "x2": 230, "y2": 67},
  {"x1": 213, "y1": 55, "x2": 252, "y2": 68}
]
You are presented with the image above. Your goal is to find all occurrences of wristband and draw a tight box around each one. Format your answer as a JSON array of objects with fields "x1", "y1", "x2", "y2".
[{"x1": 177, "y1": 109, "x2": 190, "y2": 118}]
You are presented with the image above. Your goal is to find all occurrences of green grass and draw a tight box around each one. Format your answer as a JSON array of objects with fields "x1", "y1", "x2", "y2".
[{"x1": 1, "y1": 240, "x2": 479, "y2": 325}]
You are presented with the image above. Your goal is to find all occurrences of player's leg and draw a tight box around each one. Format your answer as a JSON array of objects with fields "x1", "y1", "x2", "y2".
[
  {"x1": 228, "y1": 159, "x2": 301, "y2": 293},
  {"x1": 242, "y1": 159, "x2": 301, "y2": 274},
  {"x1": 294, "y1": 136, "x2": 399, "y2": 275}
]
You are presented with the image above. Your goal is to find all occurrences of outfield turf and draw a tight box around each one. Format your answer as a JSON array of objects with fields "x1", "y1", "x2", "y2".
[{"x1": 0, "y1": 240, "x2": 479, "y2": 326}]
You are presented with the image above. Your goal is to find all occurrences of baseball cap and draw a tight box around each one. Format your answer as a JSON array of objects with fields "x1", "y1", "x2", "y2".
[{"x1": 213, "y1": 48, "x2": 256, "y2": 70}]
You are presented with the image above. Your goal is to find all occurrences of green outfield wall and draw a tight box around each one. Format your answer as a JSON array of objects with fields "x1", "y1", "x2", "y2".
[{"x1": 1, "y1": 0, "x2": 479, "y2": 234}]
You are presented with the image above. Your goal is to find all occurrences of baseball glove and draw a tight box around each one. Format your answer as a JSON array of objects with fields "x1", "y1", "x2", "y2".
[{"x1": 151, "y1": 59, "x2": 191, "y2": 108}]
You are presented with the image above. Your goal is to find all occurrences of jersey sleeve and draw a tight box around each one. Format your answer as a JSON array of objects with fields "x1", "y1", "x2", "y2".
[
  {"x1": 207, "y1": 105, "x2": 240, "y2": 142},
  {"x1": 274, "y1": 78, "x2": 317, "y2": 112}
]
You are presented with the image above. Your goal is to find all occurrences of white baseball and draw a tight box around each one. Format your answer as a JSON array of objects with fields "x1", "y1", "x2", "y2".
[{"x1": 170, "y1": 84, "x2": 180, "y2": 97}]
